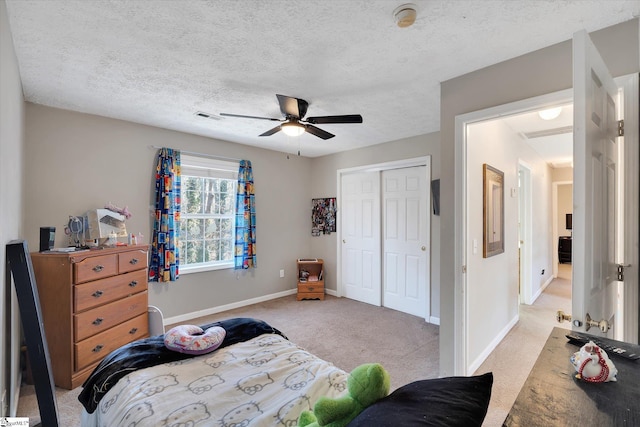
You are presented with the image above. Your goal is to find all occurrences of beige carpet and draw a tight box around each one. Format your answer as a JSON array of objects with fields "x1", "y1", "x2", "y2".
[{"x1": 17, "y1": 267, "x2": 570, "y2": 426}]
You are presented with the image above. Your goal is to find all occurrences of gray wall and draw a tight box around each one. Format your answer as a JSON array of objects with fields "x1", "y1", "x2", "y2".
[
  {"x1": 22, "y1": 104, "x2": 443, "y2": 321},
  {"x1": 466, "y1": 117, "x2": 554, "y2": 371},
  {"x1": 0, "y1": 0, "x2": 25, "y2": 415},
  {"x1": 439, "y1": 19, "x2": 639, "y2": 376},
  {"x1": 309, "y1": 133, "x2": 441, "y2": 319},
  {"x1": 23, "y1": 104, "x2": 313, "y2": 319}
]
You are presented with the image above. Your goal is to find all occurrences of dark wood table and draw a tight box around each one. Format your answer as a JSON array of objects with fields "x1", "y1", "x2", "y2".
[{"x1": 504, "y1": 327, "x2": 640, "y2": 426}]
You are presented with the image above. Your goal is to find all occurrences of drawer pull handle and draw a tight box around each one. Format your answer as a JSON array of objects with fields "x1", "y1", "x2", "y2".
[
  {"x1": 309, "y1": 287, "x2": 314, "y2": 292},
  {"x1": 129, "y1": 258, "x2": 139, "y2": 265},
  {"x1": 129, "y1": 281, "x2": 138, "y2": 287},
  {"x1": 129, "y1": 328, "x2": 138, "y2": 334},
  {"x1": 92, "y1": 290, "x2": 104, "y2": 298},
  {"x1": 93, "y1": 265, "x2": 104, "y2": 273},
  {"x1": 92, "y1": 317, "x2": 104, "y2": 326},
  {"x1": 92, "y1": 344, "x2": 104, "y2": 353}
]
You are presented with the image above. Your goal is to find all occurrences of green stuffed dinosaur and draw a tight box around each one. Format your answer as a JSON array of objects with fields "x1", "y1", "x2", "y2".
[{"x1": 298, "y1": 363, "x2": 390, "y2": 427}]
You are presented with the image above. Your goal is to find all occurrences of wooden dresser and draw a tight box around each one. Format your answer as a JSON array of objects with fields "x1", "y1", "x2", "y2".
[{"x1": 30, "y1": 245, "x2": 150, "y2": 389}]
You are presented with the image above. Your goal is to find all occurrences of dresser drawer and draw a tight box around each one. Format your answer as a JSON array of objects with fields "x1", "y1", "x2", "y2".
[
  {"x1": 74, "y1": 254, "x2": 118, "y2": 284},
  {"x1": 74, "y1": 291, "x2": 148, "y2": 341},
  {"x1": 298, "y1": 282, "x2": 324, "y2": 293},
  {"x1": 74, "y1": 269, "x2": 148, "y2": 312},
  {"x1": 119, "y1": 249, "x2": 148, "y2": 274},
  {"x1": 75, "y1": 314, "x2": 148, "y2": 371}
]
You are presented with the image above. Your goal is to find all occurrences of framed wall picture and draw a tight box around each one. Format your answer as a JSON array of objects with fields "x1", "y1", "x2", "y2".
[
  {"x1": 483, "y1": 164, "x2": 504, "y2": 258},
  {"x1": 311, "y1": 198, "x2": 337, "y2": 236}
]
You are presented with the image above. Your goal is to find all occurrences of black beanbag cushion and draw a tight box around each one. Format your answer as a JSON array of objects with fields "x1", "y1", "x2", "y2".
[{"x1": 347, "y1": 372, "x2": 493, "y2": 426}]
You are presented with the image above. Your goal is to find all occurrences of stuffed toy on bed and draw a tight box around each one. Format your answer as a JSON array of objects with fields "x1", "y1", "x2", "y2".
[{"x1": 298, "y1": 363, "x2": 390, "y2": 427}]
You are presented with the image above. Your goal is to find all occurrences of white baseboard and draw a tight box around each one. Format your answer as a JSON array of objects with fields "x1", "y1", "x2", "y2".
[
  {"x1": 429, "y1": 316, "x2": 440, "y2": 325},
  {"x1": 468, "y1": 314, "x2": 519, "y2": 375},
  {"x1": 531, "y1": 275, "x2": 554, "y2": 304},
  {"x1": 325, "y1": 288, "x2": 337, "y2": 297},
  {"x1": 163, "y1": 289, "x2": 297, "y2": 325}
]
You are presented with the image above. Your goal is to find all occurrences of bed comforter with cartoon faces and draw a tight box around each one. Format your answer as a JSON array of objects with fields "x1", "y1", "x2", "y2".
[{"x1": 80, "y1": 333, "x2": 348, "y2": 427}]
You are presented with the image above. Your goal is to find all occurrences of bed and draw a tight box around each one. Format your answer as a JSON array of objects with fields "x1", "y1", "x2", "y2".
[{"x1": 79, "y1": 318, "x2": 493, "y2": 427}]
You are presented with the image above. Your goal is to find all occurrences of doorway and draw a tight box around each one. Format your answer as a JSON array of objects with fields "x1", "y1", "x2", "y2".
[
  {"x1": 517, "y1": 162, "x2": 532, "y2": 305},
  {"x1": 337, "y1": 157, "x2": 432, "y2": 321},
  {"x1": 454, "y1": 88, "x2": 573, "y2": 375}
]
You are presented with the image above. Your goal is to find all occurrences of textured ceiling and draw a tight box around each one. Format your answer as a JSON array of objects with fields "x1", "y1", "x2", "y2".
[{"x1": 5, "y1": 0, "x2": 639, "y2": 157}]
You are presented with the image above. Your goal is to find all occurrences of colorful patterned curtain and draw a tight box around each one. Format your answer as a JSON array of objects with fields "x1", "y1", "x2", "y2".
[
  {"x1": 149, "y1": 148, "x2": 181, "y2": 282},
  {"x1": 235, "y1": 160, "x2": 257, "y2": 269}
]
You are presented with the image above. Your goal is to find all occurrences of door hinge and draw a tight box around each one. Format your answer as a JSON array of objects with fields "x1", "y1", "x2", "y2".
[
  {"x1": 462, "y1": 265, "x2": 467, "y2": 274},
  {"x1": 617, "y1": 264, "x2": 625, "y2": 281},
  {"x1": 618, "y1": 119, "x2": 624, "y2": 136}
]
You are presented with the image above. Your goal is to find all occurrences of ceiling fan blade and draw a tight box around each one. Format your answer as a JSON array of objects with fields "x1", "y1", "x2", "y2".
[
  {"x1": 305, "y1": 114, "x2": 363, "y2": 124},
  {"x1": 259, "y1": 125, "x2": 282, "y2": 137},
  {"x1": 276, "y1": 94, "x2": 308, "y2": 119},
  {"x1": 305, "y1": 124, "x2": 335, "y2": 140},
  {"x1": 220, "y1": 112, "x2": 281, "y2": 122}
]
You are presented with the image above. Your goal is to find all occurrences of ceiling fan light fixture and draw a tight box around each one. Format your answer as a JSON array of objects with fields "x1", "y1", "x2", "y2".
[
  {"x1": 538, "y1": 107, "x2": 562, "y2": 120},
  {"x1": 281, "y1": 121, "x2": 305, "y2": 137},
  {"x1": 393, "y1": 4, "x2": 417, "y2": 28}
]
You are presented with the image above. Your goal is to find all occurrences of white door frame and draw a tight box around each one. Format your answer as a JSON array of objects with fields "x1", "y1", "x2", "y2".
[
  {"x1": 336, "y1": 156, "x2": 432, "y2": 320},
  {"x1": 616, "y1": 73, "x2": 639, "y2": 344},
  {"x1": 454, "y1": 89, "x2": 572, "y2": 375},
  {"x1": 518, "y1": 161, "x2": 533, "y2": 305}
]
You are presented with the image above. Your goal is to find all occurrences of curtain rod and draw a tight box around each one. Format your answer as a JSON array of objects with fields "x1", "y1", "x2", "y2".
[{"x1": 148, "y1": 145, "x2": 242, "y2": 162}]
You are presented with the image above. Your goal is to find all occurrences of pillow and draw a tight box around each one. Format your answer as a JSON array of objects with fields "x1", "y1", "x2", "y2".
[
  {"x1": 164, "y1": 325, "x2": 226, "y2": 355},
  {"x1": 347, "y1": 372, "x2": 493, "y2": 427}
]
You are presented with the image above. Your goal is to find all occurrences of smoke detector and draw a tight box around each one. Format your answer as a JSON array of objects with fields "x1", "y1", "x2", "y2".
[{"x1": 393, "y1": 4, "x2": 417, "y2": 28}]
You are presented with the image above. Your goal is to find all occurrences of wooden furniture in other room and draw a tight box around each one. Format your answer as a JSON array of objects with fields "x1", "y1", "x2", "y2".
[
  {"x1": 504, "y1": 327, "x2": 640, "y2": 425},
  {"x1": 558, "y1": 236, "x2": 572, "y2": 264},
  {"x1": 297, "y1": 258, "x2": 324, "y2": 300},
  {"x1": 30, "y1": 245, "x2": 150, "y2": 389}
]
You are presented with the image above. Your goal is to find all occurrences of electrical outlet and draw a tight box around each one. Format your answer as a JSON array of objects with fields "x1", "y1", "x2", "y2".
[
  {"x1": 279, "y1": 269, "x2": 285, "y2": 278},
  {"x1": 541, "y1": 269, "x2": 545, "y2": 275}
]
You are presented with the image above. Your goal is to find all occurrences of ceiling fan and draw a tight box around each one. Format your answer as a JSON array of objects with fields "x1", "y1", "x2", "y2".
[{"x1": 220, "y1": 94, "x2": 363, "y2": 140}]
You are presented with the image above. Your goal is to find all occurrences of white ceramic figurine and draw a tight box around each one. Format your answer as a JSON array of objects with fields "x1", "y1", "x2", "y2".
[{"x1": 570, "y1": 341, "x2": 618, "y2": 383}]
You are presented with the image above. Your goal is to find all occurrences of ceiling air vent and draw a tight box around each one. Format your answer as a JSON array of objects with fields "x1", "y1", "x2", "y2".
[{"x1": 194, "y1": 111, "x2": 222, "y2": 120}]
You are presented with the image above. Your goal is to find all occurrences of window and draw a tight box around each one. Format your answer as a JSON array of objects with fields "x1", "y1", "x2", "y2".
[{"x1": 179, "y1": 155, "x2": 237, "y2": 273}]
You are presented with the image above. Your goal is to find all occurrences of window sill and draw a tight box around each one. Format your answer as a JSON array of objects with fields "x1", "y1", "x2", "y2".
[{"x1": 180, "y1": 262, "x2": 234, "y2": 275}]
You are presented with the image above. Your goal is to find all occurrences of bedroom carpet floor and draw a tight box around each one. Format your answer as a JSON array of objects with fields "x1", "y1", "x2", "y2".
[{"x1": 17, "y1": 268, "x2": 570, "y2": 426}]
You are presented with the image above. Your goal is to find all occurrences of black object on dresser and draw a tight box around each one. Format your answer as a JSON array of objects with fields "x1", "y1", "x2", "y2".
[{"x1": 558, "y1": 236, "x2": 572, "y2": 264}]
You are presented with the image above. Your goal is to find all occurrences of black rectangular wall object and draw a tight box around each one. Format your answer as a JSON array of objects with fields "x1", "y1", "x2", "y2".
[
  {"x1": 431, "y1": 179, "x2": 440, "y2": 216},
  {"x1": 6, "y1": 240, "x2": 59, "y2": 426}
]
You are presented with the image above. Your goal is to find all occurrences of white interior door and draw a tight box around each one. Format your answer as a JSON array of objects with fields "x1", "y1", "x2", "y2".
[
  {"x1": 572, "y1": 30, "x2": 621, "y2": 337},
  {"x1": 382, "y1": 167, "x2": 429, "y2": 317},
  {"x1": 341, "y1": 171, "x2": 381, "y2": 306}
]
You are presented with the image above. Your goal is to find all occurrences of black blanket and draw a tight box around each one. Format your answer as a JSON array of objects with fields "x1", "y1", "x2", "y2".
[{"x1": 78, "y1": 317, "x2": 286, "y2": 414}]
